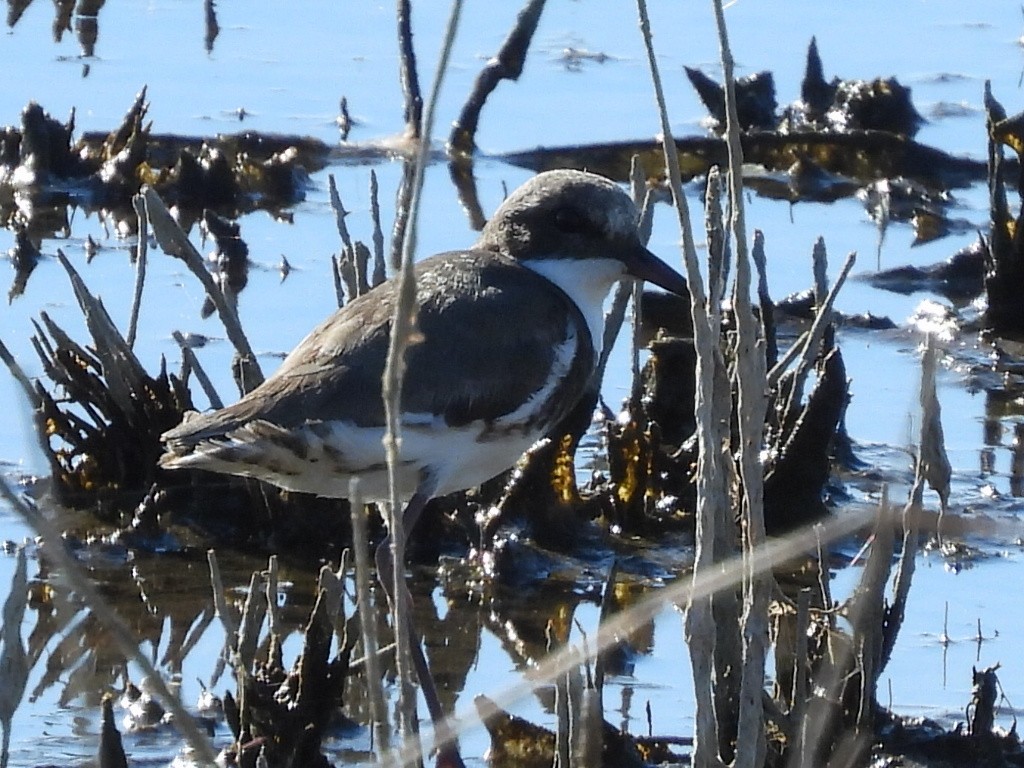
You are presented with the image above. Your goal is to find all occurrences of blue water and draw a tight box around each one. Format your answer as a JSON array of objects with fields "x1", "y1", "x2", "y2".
[{"x1": 2, "y1": 1, "x2": 1024, "y2": 764}]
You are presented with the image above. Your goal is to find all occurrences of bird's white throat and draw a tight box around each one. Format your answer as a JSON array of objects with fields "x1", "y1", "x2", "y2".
[{"x1": 523, "y1": 257, "x2": 627, "y2": 357}]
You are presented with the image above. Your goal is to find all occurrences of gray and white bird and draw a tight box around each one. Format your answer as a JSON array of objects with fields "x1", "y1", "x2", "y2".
[{"x1": 159, "y1": 168, "x2": 688, "y2": 763}]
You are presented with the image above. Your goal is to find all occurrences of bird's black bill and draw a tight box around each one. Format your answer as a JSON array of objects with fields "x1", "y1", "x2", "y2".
[{"x1": 626, "y1": 244, "x2": 689, "y2": 296}]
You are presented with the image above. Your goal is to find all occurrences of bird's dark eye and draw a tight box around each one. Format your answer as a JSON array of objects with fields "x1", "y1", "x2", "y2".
[{"x1": 553, "y1": 206, "x2": 589, "y2": 235}]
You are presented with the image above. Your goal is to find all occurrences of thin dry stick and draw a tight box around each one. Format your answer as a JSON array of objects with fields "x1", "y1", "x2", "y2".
[
  {"x1": 576, "y1": 685, "x2": 602, "y2": 766},
  {"x1": 0, "y1": 481, "x2": 220, "y2": 767},
  {"x1": 792, "y1": 588, "x2": 811, "y2": 721},
  {"x1": 331, "y1": 254, "x2": 345, "y2": 309},
  {"x1": 549, "y1": 623, "x2": 571, "y2": 768},
  {"x1": 704, "y1": 167, "x2": 745, "y2": 758},
  {"x1": 917, "y1": 335, "x2": 952, "y2": 533},
  {"x1": 143, "y1": 187, "x2": 264, "y2": 392},
  {"x1": 329, "y1": 174, "x2": 358, "y2": 304},
  {"x1": 318, "y1": 551, "x2": 349, "y2": 641},
  {"x1": 126, "y1": 194, "x2": 148, "y2": 349},
  {"x1": 768, "y1": 250, "x2": 856, "y2": 392},
  {"x1": 265, "y1": 555, "x2": 280, "y2": 638},
  {"x1": 811, "y1": 237, "x2": 829, "y2": 307},
  {"x1": 232, "y1": 570, "x2": 270, "y2": 742},
  {"x1": 397, "y1": 0, "x2": 423, "y2": 138},
  {"x1": 594, "y1": 156, "x2": 647, "y2": 395},
  {"x1": 447, "y1": 0, "x2": 546, "y2": 154},
  {"x1": 706, "y1": 169, "x2": 727, "y2": 307},
  {"x1": 370, "y1": 170, "x2": 387, "y2": 287},
  {"x1": 206, "y1": 549, "x2": 237, "y2": 687},
  {"x1": 751, "y1": 231, "x2": 778, "y2": 367},
  {"x1": 635, "y1": 2, "x2": 723, "y2": 765},
  {"x1": 329, "y1": 174, "x2": 355, "y2": 252},
  {"x1": 629, "y1": 157, "x2": 647, "y2": 400},
  {"x1": 852, "y1": 495, "x2": 894, "y2": 729},
  {"x1": 171, "y1": 331, "x2": 224, "y2": 409},
  {"x1": 710, "y1": 2, "x2": 771, "y2": 765},
  {"x1": 382, "y1": 1, "x2": 464, "y2": 760},
  {"x1": 349, "y1": 478, "x2": 395, "y2": 764}
]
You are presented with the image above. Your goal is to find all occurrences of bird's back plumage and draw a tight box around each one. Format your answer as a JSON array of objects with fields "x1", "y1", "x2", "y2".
[{"x1": 160, "y1": 249, "x2": 595, "y2": 498}]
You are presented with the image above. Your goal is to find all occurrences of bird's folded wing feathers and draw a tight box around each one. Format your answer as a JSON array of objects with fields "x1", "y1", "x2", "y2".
[{"x1": 161, "y1": 251, "x2": 594, "y2": 451}]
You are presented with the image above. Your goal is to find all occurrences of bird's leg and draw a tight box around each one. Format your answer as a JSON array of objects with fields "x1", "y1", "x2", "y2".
[{"x1": 375, "y1": 490, "x2": 465, "y2": 768}]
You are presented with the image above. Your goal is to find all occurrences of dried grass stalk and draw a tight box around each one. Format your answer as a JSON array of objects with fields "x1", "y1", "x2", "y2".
[
  {"x1": 383, "y1": 2, "x2": 464, "y2": 761},
  {"x1": 636, "y1": 2, "x2": 728, "y2": 764}
]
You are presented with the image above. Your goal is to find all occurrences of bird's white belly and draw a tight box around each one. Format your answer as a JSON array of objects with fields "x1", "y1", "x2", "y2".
[{"x1": 247, "y1": 417, "x2": 546, "y2": 502}]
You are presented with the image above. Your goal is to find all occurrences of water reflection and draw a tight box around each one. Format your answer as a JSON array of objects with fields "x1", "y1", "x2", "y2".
[
  {"x1": 7, "y1": 0, "x2": 221, "y2": 70},
  {"x1": 7, "y1": 535, "x2": 684, "y2": 763},
  {"x1": 982, "y1": 386, "x2": 1024, "y2": 497},
  {"x1": 7, "y1": 0, "x2": 105, "y2": 75},
  {"x1": 6, "y1": 0, "x2": 224, "y2": 75}
]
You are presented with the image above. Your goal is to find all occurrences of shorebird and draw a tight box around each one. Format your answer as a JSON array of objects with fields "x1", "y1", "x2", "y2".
[{"x1": 160, "y1": 169, "x2": 688, "y2": 763}]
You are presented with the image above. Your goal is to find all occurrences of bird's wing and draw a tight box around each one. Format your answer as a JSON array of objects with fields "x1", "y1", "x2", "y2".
[{"x1": 162, "y1": 251, "x2": 595, "y2": 451}]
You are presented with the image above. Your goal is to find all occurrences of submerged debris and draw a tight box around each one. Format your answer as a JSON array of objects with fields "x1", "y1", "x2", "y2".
[
  {"x1": 221, "y1": 577, "x2": 351, "y2": 768},
  {"x1": 0, "y1": 90, "x2": 326, "y2": 295},
  {"x1": 506, "y1": 37, "x2": 972, "y2": 218},
  {"x1": 865, "y1": 236, "x2": 987, "y2": 299},
  {"x1": 685, "y1": 66, "x2": 778, "y2": 132},
  {"x1": 688, "y1": 37, "x2": 924, "y2": 137}
]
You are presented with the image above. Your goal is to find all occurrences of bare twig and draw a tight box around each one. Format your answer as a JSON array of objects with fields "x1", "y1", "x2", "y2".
[
  {"x1": 751, "y1": 230, "x2": 777, "y2": 368},
  {"x1": 792, "y1": 588, "x2": 811, "y2": 721},
  {"x1": 849, "y1": 494, "x2": 893, "y2": 729},
  {"x1": 143, "y1": 187, "x2": 264, "y2": 393},
  {"x1": 331, "y1": 254, "x2": 345, "y2": 309},
  {"x1": 206, "y1": 549, "x2": 234, "y2": 687},
  {"x1": 447, "y1": 0, "x2": 546, "y2": 154},
  {"x1": 710, "y1": 1, "x2": 771, "y2": 763},
  {"x1": 126, "y1": 194, "x2": 148, "y2": 349},
  {"x1": 812, "y1": 236, "x2": 829, "y2": 307},
  {"x1": 329, "y1": 174, "x2": 359, "y2": 304},
  {"x1": 576, "y1": 686, "x2": 603, "y2": 766},
  {"x1": 772, "y1": 250, "x2": 856, "y2": 408},
  {"x1": 705, "y1": 168, "x2": 726, "y2": 303},
  {"x1": 172, "y1": 331, "x2": 224, "y2": 409},
  {"x1": 397, "y1": 0, "x2": 423, "y2": 138},
  {"x1": 594, "y1": 156, "x2": 646, "y2": 397},
  {"x1": 370, "y1": 170, "x2": 387, "y2": 287},
  {"x1": 390, "y1": 162, "x2": 416, "y2": 272},
  {"x1": 264, "y1": 555, "x2": 280, "y2": 638}
]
